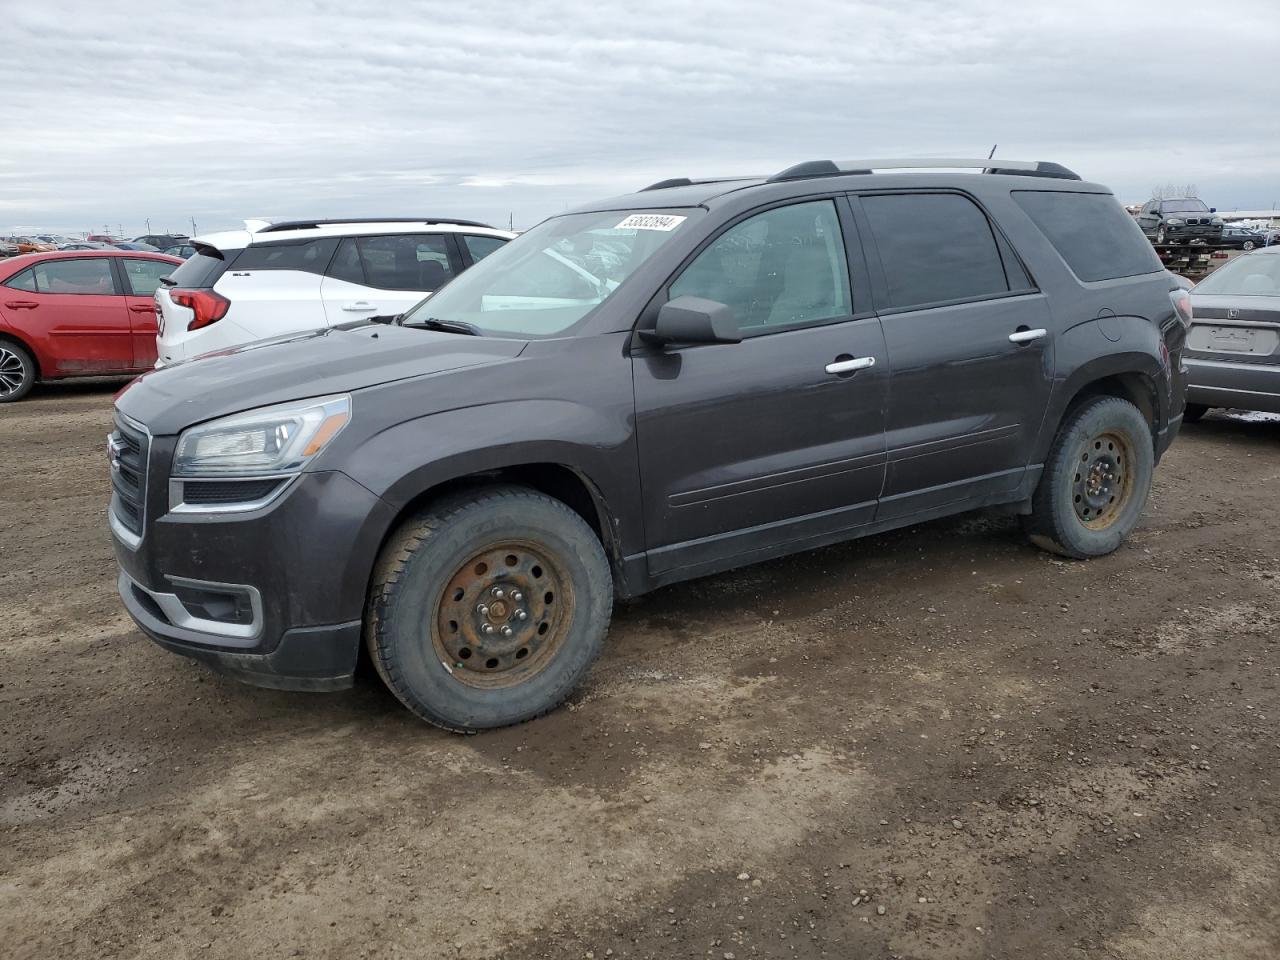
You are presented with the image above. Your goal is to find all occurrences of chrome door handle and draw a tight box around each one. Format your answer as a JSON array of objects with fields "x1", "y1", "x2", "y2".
[
  {"x1": 1009, "y1": 328, "x2": 1048, "y2": 344},
  {"x1": 342, "y1": 301, "x2": 376, "y2": 311},
  {"x1": 825, "y1": 356, "x2": 876, "y2": 375}
]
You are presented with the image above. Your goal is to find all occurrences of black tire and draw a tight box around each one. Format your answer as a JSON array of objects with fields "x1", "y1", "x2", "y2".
[
  {"x1": 1182, "y1": 403, "x2": 1209, "y2": 423},
  {"x1": 0, "y1": 339, "x2": 36, "y2": 403},
  {"x1": 1023, "y1": 396, "x2": 1154, "y2": 559},
  {"x1": 365, "y1": 485, "x2": 613, "y2": 732}
]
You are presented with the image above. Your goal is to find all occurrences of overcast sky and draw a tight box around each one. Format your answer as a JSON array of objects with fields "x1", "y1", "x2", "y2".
[{"x1": 3, "y1": 0, "x2": 1277, "y2": 237}]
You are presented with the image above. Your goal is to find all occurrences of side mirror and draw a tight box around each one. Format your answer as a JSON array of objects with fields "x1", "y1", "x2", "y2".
[
  {"x1": 644, "y1": 295, "x2": 742, "y2": 345},
  {"x1": 1210, "y1": 207, "x2": 1217, "y2": 213}
]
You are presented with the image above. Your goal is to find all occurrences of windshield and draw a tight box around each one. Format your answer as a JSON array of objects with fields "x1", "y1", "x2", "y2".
[
  {"x1": 1193, "y1": 253, "x2": 1280, "y2": 297},
  {"x1": 401, "y1": 209, "x2": 698, "y2": 337},
  {"x1": 1161, "y1": 199, "x2": 1210, "y2": 213}
]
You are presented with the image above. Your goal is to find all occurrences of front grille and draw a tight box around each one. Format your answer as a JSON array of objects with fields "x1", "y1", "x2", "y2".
[{"x1": 109, "y1": 413, "x2": 150, "y2": 542}]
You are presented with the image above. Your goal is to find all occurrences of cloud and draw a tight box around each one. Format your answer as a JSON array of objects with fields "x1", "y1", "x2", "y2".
[{"x1": 2, "y1": 0, "x2": 1277, "y2": 236}]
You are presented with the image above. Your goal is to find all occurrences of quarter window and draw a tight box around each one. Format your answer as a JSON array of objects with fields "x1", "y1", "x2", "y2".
[
  {"x1": 3, "y1": 268, "x2": 37, "y2": 292},
  {"x1": 122, "y1": 258, "x2": 175, "y2": 296},
  {"x1": 31, "y1": 258, "x2": 116, "y2": 295},
  {"x1": 232, "y1": 238, "x2": 339, "y2": 274},
  {"x1": 670, "y1": 200, "x2": 852, "y2": 333},
  {"x1": 1013, "y1": 191, "x2": 1162, "y2": 282},
  {"x1": 861, "y1": 193, "x2": 1012, "y2": 310}
]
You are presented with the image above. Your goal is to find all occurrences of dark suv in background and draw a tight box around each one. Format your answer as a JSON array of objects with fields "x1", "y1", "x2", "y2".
[
  {"x1": 1135, "y1": 198, "x2": 1224, "y2": 244},
  {"x1": 109, "y1": 157, "x2": 1190, "y2": 732}
]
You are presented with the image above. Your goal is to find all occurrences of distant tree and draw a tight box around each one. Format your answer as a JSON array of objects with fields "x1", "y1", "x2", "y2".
[{"x1": 1151, "y1": 182, "x2": 1199, "y2": 200}]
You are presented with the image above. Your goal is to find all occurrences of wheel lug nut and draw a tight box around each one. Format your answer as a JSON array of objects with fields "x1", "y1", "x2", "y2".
[
  {"x1": 476, "y1": 604, "x2": 488, "y2": 615},
  {"x1": 512, "y1": 591, "x2": 523, "y2": 601},
  {"x1": 491, "y1": 587, "x2": 505, "y2": 599},
  {"x1": 516, "y1": 610, "x2": 528, "y2": 621},
  {"x1": 481, "y1": 623, "x2": 494, "y2": 634},
  {"x1": 500, "y1": 625, "x2": 513, "y2": 637}
]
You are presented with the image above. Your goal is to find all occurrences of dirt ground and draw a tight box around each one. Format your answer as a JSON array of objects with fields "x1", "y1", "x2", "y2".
[{"x1": 2, "y1": 379, "x2": 1277, "y2": 960}]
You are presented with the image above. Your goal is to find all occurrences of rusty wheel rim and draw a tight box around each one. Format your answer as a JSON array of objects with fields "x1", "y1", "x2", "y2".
[
  {"x1": 1072, "y1": 430, "x2": 1135, "y2": 531},
  {"x1": 432, "y1": 540, "x2": 574, "y2": 688}
]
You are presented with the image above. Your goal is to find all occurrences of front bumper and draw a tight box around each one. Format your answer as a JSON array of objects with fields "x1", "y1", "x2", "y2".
[
  {"x1": 112, "y1": 466, "x2": 397, "y2": 691},
  {"x1": 1162, "y1": 225, "x2": 1223, "y2": 243},
  {"x1": 1186, "y1": 357, "x2": 1280, "y2": 414}
]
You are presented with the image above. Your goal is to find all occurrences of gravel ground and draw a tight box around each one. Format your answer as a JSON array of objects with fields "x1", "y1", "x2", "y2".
[{"x1": 2, "y1": 379, "x2": 1278, "y2": 960}]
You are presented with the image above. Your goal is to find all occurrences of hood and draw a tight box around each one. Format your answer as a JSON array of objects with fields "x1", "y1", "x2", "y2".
[{"x1": 116, "y1": 322, "x2": 526, "y2": 435}]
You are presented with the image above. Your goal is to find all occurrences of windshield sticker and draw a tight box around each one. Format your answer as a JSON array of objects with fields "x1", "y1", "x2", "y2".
[{"x1": 614, "y1": 213, "x2": 687, "y2": 232}]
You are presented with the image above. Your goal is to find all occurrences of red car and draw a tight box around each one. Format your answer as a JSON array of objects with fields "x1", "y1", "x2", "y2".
[{"x1": 0, "y1": 250, "x2": 181, "y2": 402}]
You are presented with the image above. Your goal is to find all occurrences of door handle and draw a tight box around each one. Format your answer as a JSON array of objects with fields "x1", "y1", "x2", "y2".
[
  {"x1": 1009, "y1": 328, "x2": 1048, "y2": 344},
  {"x1": 4, "y1": 300, "x2": 37, "y2": 309},
  {"x1": 129, "y1": 304, "x2": 154, "y2": 313},
  {"x1": 825, "y1": 356, "x2": 876, "y2": 375},
  {"x1": 342, "y1": 301, "x2": 376, "y2": 311}
]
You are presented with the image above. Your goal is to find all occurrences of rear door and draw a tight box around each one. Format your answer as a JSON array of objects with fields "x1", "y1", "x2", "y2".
[
  {"x1": 212, "y1": 237, "x2": 338, "y2": 340},
  {"x1": 2, "y1": 257, "x2": 133, "y2": 374},
  {"x1": 632, "y1": 197, "x2": 889, "y2": 577},
  {"x1": 117, "y1": 257, "x2": 176, "y2": 368},
  {"x1": 852, "y1": 190, "x2": 1055, "y2": 519},
  {"x1": 320, "y1": 233, "x2": 462, "y2": 322}
]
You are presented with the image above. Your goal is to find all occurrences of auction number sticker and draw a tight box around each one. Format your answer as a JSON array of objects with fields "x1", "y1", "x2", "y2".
[{"x1": 615, "y1": 213, "x2": 687, "y2": 231}]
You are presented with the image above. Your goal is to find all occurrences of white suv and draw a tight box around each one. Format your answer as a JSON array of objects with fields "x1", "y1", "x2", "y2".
[{"x1": 153, "y1": 218, "x2": 514, "y2": 365}]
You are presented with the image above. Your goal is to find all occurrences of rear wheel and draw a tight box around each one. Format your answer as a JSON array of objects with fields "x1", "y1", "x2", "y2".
[
  {"x1": 0, "y1": 341, "x2": 36, "y2": 403},
  {"x1": 365, "y1": 485, "x2": 612, "y2": 731},
  {"x1": 1024, "y1": 396, "x2": 1154, "y2": 559},
  {"x1": 1182, "y1": 403, "x2": 1209, "y2": 423},
  {"x1": 1242, "y1": 240, "x2": 1256, "y2": 251}
]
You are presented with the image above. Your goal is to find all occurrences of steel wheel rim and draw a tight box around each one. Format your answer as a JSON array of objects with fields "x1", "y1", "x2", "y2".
[
  {"x1": 1072, "y1": 430, "x2": 1135, "y2": 530},
  {"x1": 432, "y1": 540, "x2": 574, "y2": 689},
  {"x1": 0, "y1": 347, "x2": 26, "y2": 397}
]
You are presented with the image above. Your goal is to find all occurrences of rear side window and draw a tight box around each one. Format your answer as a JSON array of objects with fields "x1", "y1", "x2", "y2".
[
  {"x1": 1013, "y1": 191, "x2": 1162, "y2": 282},
  {"x1": 169, "y1": 247, "x2": 234, "y2": 288},
  {"x1": 357, "y1": 234, "x2": 455, "y2": 291},
  {"x1": 32, "y1": 258, "x2": 116, "y2": 295},
  {"x1": 233, "y1": 238, "x2": 339, "y2": 274},
  {"x1": 462, "y1": 234, "x2": 507, "y2": 263},
  {"x1": 861, "y1": 193, "x2": 1016, "y2": 310},
  {"x1": 3, "y1": 268, "x2": 36, "y2": 291}
]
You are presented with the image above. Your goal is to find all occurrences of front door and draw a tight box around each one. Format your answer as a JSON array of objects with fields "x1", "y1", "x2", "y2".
[
  {"x1": 853, "y1": 190, "x2": 1055, "y2": 520},
  {"x1": 17, "y1": 257, "x2": 133, "y2": 374},
  {"x1": 632, "y1": 198, "x2": 889, "y2": 579},
  {"x1": 118, "y1": 257, "x2": 176, "y2": 368}
]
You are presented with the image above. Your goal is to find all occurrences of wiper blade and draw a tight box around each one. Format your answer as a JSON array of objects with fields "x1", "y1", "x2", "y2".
[{"x1": 400, "y1": 316, "x2": 480, "y2": 336}]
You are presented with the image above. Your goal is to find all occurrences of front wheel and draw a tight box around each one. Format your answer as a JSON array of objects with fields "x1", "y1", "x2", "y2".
[
  {"x1": 1024, "y1": 397, "x2": 1154, "y2": 559},
  {"x1": 365, "y1": 485, "x2": 613, "y2": 731},
  {"x1": 1242, "y1": 240, "x2": 1256, "y2": 251},
  {"x1": 1156, "y1": 227, "x2": 1166, "y2": 244}
]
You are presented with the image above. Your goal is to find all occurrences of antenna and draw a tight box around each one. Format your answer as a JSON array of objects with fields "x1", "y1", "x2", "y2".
[{"x1": 987, "y1": 144, "x2": 998, "y2": 160}]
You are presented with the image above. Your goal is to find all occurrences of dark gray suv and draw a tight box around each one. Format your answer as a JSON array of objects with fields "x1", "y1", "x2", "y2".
[{"x1": 109, "y1": 158, "x2": 1190, "y2": 731}]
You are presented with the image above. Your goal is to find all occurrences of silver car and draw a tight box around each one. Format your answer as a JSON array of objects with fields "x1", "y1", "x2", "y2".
[{"x1": 1184, "y1": 246, "x2": 1280, "y2": 420}]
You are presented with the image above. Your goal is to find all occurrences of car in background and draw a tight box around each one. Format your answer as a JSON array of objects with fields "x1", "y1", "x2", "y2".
[
  {"x1": 1219, "y1": 225, "x2": 1267, "y2": 251},
  {"x1": 34, "y1": 234, "x2": 78, "y2": 247},
  {"x1": 1183, "y1": 245, "x2": 1280, "y2": 420},
  {"x1": 154, "y1": 217, "x2": 514, "y2": 366},
  {"x1": 5, "y1": 236, "x2": 56, "y2": 254},
  {"x1": 0, "y1": 239, "x2": 18, "y2": 258},
  {"x1": 58, "y1": 240, "x2": 116, "y2": 251},
  {"x1": 134, "y1": 234, "x2": 189, "y2": 250},
  {"x1": 86, "y1": 234, "x2": 122, "y2": 244},
  {"x1": 113, "y1": 241, "x2": 160, "y2": 252},
  {"x1": 161, "y1": 244, "x2": 197, "y2": 259},
  {"x1": 1135, "y1": 198, "x2": 1224, "y2": 244},
  {"x1": 0, "y1": 249, "x2": 181, "y2": 401}
]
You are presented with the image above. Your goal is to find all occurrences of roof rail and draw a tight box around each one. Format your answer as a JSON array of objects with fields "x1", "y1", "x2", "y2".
[
  {"x1": 639, "y1": 176, "x2": 761, "y2": 192},
  {"x1": 767, "y1": 158, "x2": 1081, "y2": 183},
  {"x1": 257, "y1": 217, "x2": 495, "y2": 233}
]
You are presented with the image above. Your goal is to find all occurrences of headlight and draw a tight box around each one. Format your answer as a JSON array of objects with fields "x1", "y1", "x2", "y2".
[
  {"x1": 1211, "y1": 217, "x2": 1223, "y2": 225},
  {"x1": 1165, "y1": 218, "x2": 1185, "y2": 226},
  {"x1": 173, "y1": 394, "x2": 350, "y2": 477}
]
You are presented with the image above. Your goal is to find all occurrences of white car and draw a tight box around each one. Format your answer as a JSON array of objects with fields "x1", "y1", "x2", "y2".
[{"x1": 154, "y1": 218, "x2": 514, "y2": 366}]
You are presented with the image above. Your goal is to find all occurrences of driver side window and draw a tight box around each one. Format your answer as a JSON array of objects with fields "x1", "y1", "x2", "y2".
[{"x1": 669, "y1": 200, "x2": 851, "y2": 334}]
